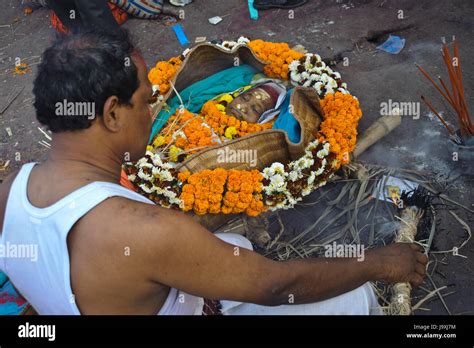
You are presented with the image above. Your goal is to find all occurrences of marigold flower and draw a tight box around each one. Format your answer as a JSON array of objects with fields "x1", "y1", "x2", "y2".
[{"x1": 318, "y1": 93, "x2": 362, "y2": 168}]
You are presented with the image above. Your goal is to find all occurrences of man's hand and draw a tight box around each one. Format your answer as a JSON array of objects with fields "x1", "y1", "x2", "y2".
[{"x1": 369, "y1": 243, "x2": 428, "y2": 287}]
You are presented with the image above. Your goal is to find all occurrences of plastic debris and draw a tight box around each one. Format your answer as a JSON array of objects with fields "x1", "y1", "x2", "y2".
[
  {"x1": 5, "y1": 127, "x2": 12, "y2": 137},
  {"x1": 195, "y1": 36, "x2": 207, "y2": 43},
  {"x1": 373, "y1": 175, "x2": 418, "y2": 204},
  {"x1": 376, "y1": 35, "x2": 406, "y2": 54},
  {"x1": 171, "y1": 24, "x2": 189, "y2": 46},
  {"x1": 0, "y1": 160, "x2": 10, "y2": 173},
  {"x1": 248, "y1": 0, "x2": 259, "y2": 20},
  {"x1": 208, "y1": 16, "x2": 223, "y2": 25}
]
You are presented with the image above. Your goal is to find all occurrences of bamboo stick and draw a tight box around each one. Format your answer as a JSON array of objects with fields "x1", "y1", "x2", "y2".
[{"x1": 353, "y1": 113, "x2": 402, "y2": 158}]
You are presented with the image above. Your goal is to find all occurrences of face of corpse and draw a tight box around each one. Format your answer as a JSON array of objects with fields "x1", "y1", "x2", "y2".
[{"x1": 225, "y1": 87, "x2": 276, "y2": 123}]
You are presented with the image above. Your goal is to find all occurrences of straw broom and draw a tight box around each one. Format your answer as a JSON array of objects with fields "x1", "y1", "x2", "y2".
[
  {"x1": 388, "y1": 206, "x2": 423, "y2": 315},
  {"x1": 387, "y1": 187, "x2": 433, "y2": 315}
]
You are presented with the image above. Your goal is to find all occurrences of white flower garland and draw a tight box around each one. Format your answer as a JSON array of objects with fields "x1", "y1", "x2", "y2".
[
  {"x1": 215, "y1": 36, "x2": 251, "y2": 52},
  {"x1": 125, "y1": 150, "x2": 181, "y2": 207},
  {"x1": 289, "y1": 53, "x2": 349, "y2": 97},
  {"x1": 262, "y1": 139, "x2": 336, "y2": 211}
]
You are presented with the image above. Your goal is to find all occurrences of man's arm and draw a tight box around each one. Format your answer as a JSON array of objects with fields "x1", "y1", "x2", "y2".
[{"x1": 135, "y1": 203, "x2": 427, "y2": 306}]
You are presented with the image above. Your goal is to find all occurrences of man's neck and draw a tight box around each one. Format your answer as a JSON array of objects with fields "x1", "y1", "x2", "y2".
[{"x1": 46, "y1": 132, "x2": 122, "y2": 184}]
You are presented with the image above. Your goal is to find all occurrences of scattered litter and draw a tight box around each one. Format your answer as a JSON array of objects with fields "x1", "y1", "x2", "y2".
[
  {"x1": 0, "y1": 160, "x2": 10, "y2": 172},
  {"x1": 291, "y1": 44, "x2": 307, "y2": 54},
  {"x1": 373, "y1": 175, "x2": 418, "y2": 203},
  {"x1": 195, "y1": 36, "x2": 207, "y2": 43},
  {"x1": 171, "y1": 24, "x2": 189, "y2": 46},
  {"x1": 38, "y1": 127, "x2": 52, "y2": 141},
  {"x1": 5, "y1": 127, "x2": 12, "y2": 137},
  {"x1": 208, "y1": 16, "x2": 223, "y2": 25},
  {"x1": 13, "y1": 62, "x2": 32, "y2": 75},
  {"x1": 162, "y1": 15, "x2": 177, "y2": 26},
  {"x1": 376, "y1": 35, "x2": 406, "y2": 54},
  {"x1": 38, "y1": 140, "x2": 51, "y2": 148},
  {"x1": 0, "y1": 86, "x2": 24, "y2": 114},
  {"x1": 248, "y1": 0, "x2": 259, "y2": 20},
  {"x1": 170, "y1": 0, "x2": 192, "y2": 6}
]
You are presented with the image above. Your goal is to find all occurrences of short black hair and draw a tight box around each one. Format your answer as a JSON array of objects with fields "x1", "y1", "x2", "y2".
[{"x1": 33, "y1": 29, "x2": 139, "y2": 132}]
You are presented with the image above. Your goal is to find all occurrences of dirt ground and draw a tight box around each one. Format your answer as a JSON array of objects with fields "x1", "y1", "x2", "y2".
[{"x1": 0, "y1": 0, "x2": 472, "y2": 315}]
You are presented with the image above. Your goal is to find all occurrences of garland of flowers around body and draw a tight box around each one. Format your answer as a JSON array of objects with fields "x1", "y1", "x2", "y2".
[
  {"x1": 148, "y1": 56, "x2": 182, "y2": 102},
  {"x1": 201, "y1": 100, "x2": 274, "y2": 140},
  {"x1": 150, "y1": 99, "x2": 274, "y2": 164},
  {"x1": 124, "y1": 38, "x2": 363, "y2": 216}
]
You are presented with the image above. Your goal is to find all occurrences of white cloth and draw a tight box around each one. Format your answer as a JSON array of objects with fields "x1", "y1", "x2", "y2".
[
  {"x1": 215, "y1": 233, "x2": 383, "y2": 315},
  {"x1": 0, "y1": 163, "x2": 200, "y2": 315},
  {"x1": 239, "y1": 80, "x2": 287, "y2": 124}
]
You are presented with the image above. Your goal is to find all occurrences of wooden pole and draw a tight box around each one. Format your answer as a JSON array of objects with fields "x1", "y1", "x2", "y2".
[{"x1": 353, "y1": 111, "x2": 402, "y2": 159}]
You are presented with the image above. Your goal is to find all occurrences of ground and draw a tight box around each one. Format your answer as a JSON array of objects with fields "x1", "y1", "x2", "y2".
[{"x1": 0, "y1": 0, "x2": 472, "y2": 315}]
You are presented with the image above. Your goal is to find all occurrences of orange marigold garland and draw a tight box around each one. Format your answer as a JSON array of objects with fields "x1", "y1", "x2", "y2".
[
  {"x1": 178, "y1": 168, "x2": 266, "y2": 216},
  {"x1": 147, "y1": 39, "x2": 303, "y2": 99},
  {"x1": 201, "y1": 100, "x2": 273, "y2": 140},
  {"x1": 247, "y1": 39, "x2": 304, "y2": 79},
  {"x1": 152, "y1": 103, "x2": 274, "y2": 163},
  {"x1": 148, "y1": 56, "x2": 182, "y2": 95},
  {"x1": 153, "y1": 108, "x2": 218, "y2": 162},
  {"x1": 318, "y1": 92, "x2": 362, "y2": 168}
]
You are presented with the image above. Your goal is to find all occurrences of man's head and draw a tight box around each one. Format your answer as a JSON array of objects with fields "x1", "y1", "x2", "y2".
[
  {"x1": 33, "y1": 29, "x2": 153, "y2": 161},
  {"x1": 225, "y1": 84, "x2": 279, "y2": 123}
]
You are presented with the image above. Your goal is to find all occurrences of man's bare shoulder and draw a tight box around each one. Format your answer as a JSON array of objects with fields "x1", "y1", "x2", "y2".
[
  {"x1": 73, "y1": 195, "x2": 194, "y2": 251},
  {"x1": 0, "y1": 169, "x2": 20, "y2": 195}
]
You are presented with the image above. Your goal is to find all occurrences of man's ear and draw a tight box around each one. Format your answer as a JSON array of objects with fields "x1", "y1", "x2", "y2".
[{"x1": 102, "y1": 95, "x2": 125, "y2": 132}]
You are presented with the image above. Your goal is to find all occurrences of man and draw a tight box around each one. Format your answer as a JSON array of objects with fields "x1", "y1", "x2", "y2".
[
  {"x1": 0, "y1": 29, "x2": 428, "y2": 314},
  {"x1": 48, "y1": 0, "x2": 122, "y2": 34}
]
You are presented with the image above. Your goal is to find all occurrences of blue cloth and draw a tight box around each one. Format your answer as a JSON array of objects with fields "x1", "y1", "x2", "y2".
[
  {"x1": 272, "y1": 89, "x2": 301, "y2": 143},
  {"x1": 0, "y1": 272, "x2": 28, "y2": 315},
  {"x1": 149, "y1": 64, "x2": 258, "y2": 142},
  {"x1": 0, "y1": 272, "x2": 7, "y2": 287}
]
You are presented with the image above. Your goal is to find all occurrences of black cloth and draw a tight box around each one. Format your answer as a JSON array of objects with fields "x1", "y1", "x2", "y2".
[
  {"x1": 253, "y1": 0, "x2": 308, "y2": 10},
  {"x1": 47, "y1": 0, "x2": 120, "y2": 33}
]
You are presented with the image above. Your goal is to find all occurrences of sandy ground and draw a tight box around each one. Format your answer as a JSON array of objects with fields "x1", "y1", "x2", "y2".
[{"x1": 0, "y1": 0, "x2": 472, "y2": 314}]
